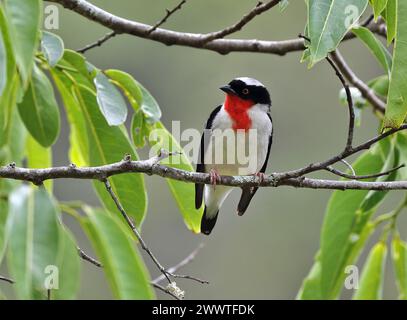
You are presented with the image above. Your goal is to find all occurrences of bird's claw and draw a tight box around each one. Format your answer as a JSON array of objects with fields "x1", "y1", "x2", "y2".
[
  {"x1": 209, "y1": 169, "x2": 220, "y2": 189},
  {"x1": 254, "y1": 172, "x2": 266, "y2": 185}
]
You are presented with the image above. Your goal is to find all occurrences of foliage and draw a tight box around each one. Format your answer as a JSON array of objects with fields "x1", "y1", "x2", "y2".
[
  {"x1": 0, "y1": 0, "x2": 201, "y2": 299},
  {"x1": 299, "y1": 0, "x2": 407, "y2": 300},
  {"x1": 0, "y1": 0, "x2": 407, "y2": 300}
]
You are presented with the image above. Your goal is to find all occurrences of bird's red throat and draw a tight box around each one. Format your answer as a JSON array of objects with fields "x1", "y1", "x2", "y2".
[{"x1": 224, "y1": 94, "x2": 254, "y2": 131}]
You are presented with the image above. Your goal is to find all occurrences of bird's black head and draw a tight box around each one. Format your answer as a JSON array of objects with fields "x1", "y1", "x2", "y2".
[{"x1": 220, "y1": 77, "x2": 271, "y2": 106}]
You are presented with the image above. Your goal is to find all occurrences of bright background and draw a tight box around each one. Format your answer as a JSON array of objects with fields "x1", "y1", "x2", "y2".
[{"x1": 4, "y1": 0, "x2": 406, "y2": 299}]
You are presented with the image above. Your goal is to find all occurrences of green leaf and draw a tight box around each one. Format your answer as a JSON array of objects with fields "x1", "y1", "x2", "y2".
[
  {"x1": 0, "y1": 17, "x2": 6, "y2": 97},
  {"x1": 131, "y1": 111, "x2": 150, "y2": 148},
  {"x1": 392, "y1": 235, "x2": 407, "y2": 299},
  {"x1": 352, "y1": 26, "x2": 392, "y2": 74},
  {"x1": 81, "y1": 208, "x2": 154, "y2": 300},
  {"x1": 52, "y1": 228, "x2": 80, "y2": 300},
  {"x1": 368, "y1": 75, "x2": 389, "y2": 98},
  {"x1": 300, "y1": 222, "x2": 374, "y2": 299},
  {"x1": 4, "y1": 0, "x2": 42, "y2": 85},
  {"x1": 297, "y1": 252, "x2": 323, "y2": 300},
  {"x1": 353, "y1": 242, "x2": 387, "y2": 299},
  {"x1": 73, "y1": 85, "x2": 147, "y2": 226},
  {"x1": 6, "y1": 185, "x2": 79, "y2": 299},
  {"x1": 149, "y1": 122, "x2": 202, "y2": 233},
  {"x1": 58, "y1": 49, "x2": 95, "y2": 88},
  {"x1": 0, "y1": 5, "x2": 16, "y2": 110},
  {"x1": 0, "y1": 181, "x2": 10, "y2": 263},
  {"x1": 104, "y1": 69, "x2": 143, "y2": 111},
  {"x1": 320, "y1": 142, "x2": 392, "y2": 298},
  {"x1": 94, "y1": 72, "x2": 128, "y2": 126},
  {"x1": 26, "y1": 134, "x2": 53, "y2": 192},
  {"x1": 383, "y1": 0, "x2": 396, "y2": 44},
  {"x1": 50, "y1": 69, "x2": 88, "y2": 167},
  {"x1": 41, "y1": 31, "x2": 64, "y2": 67},
  {"x1": 0, "y1": 179, "x2": 21, "y2": 265},
  {"x1": 0, "y1": 73, "x2": 26, "y2": 160},
  {"x1": 307, "y1": 0, "x2": 368, "y2": 66},
  {"x1": 48, "y1": 49, "x2": 95, "y2": 165},
  {"x1": 8, "y1": 106, "x2": 26, "y2": 164},
  {"x1": 396, "y1": 132, "x2": 407, "y2": 180},
  {"x1": 383, "y1": 0, "x2": 407, "y2": 129},
  {"x1": 138, "y1": 83, "x2": 162, "y2": 123},
  {"x1": 17, "y1": 64, "x2": 60, "y2": 147},
  {"x1": 0, "y1": 199, "x2": 7, "y2": 262},
  {"x1": 371, "y1": 0, "x2": 388, "y2": 20}
]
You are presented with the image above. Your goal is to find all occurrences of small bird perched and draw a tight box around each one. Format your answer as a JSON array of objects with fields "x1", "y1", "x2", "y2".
[{"x1": 195, "y1": 77, "x2": 273, "y2": 235}]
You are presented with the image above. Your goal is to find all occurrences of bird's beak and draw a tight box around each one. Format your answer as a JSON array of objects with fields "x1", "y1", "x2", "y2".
[{"x1": 220, "y1": 85, "x2": 236, "y2": 95}]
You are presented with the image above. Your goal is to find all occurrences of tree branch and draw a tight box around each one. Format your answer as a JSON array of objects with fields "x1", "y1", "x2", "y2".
[
  {"x1": 200, "y1": 0, "x2": 281, "y2": 43},
  {"x1": 76, "y1": 31, "x2": 117, "y2": 54},
  {"x1": 77, "y1": 241, "x2": 204, "y2": 300},
  {"x1": 325, "y1": 164, "x2": 405, "y2": 180},
  {"x1": 77, "y1": 247, "x2": 102, "y2": 267},
  {"x1": 46, "y1": 0, "x2": 385, "y2": 56},
  {"x1": 101, "y1": 162, "x2": 207, "y2": 291},
  {"x1": 0, "y1": 122, "x2": 406, "y2": 191},
  {"x1": 2, "y1": 27, "x2": 399, "y2": 193},
  {"x1": 152, "y1": 243, "x2": 207, "y2": 284},
  {"x1": 0, "y1": 275, "x2": 14, "y2": 284},
  {"x1": 329, "y1": 50, "x2": 386, "y2": 114},
  {"x1": 147, "y1": 0, "x2": 187, "y2": 35},
  {"x1": 325, "y1": 55, "x2": 355, "y2": 152},
  {"x1": 103, "y1": 177, "x2": 171, "y2": 284}
]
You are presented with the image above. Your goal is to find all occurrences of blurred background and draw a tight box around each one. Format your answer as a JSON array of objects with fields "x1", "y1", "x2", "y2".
[{"x1": 3, "y1": 0, "x2": 407, "y2": 299}]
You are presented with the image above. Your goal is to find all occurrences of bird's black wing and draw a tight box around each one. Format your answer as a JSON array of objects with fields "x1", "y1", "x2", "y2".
[
  {"x1": 195, "y1": 105, "x2": 222, "y2": 209},
  {"x1": 237, "y1": 113, "x2": 273, "y2": 215}
]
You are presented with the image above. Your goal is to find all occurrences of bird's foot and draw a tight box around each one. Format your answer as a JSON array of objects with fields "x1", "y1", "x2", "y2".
[
  {"x1": 254, "y1": 172, "x2": 266, "y2": 185},
  {"x1": 209, "y1": 169, "x2": 220, "y2": 189}
]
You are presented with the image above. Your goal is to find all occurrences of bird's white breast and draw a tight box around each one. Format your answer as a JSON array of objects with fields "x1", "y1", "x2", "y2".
[{"x1": 204, "y1": 104, "x2": 272, "y2": 176}]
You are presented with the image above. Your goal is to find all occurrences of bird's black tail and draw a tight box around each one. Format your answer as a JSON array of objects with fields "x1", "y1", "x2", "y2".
[{"x1": 201, "y1": 206, "x2": 219, "y2": 235}]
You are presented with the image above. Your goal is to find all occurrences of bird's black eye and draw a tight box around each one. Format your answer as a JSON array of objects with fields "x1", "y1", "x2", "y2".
[{"x1": 242, "y1": 88, "x2": 249, "y2": 95}]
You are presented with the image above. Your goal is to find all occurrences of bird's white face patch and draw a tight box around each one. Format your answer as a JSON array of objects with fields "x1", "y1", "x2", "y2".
[{"x1": 235, "y1": 77, "x2": 265, "y2": 87}]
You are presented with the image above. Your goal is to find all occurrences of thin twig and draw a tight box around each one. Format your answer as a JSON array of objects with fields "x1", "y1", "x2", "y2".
[
  {"x1": 329, "y1": 50, "x2": 386, "y2": 114},
  {"x1": 103, "y1": 178, "x2": 171, "y2": 284},
  {"x1": 272, "y1": 124, "x2": 407, "y2": 183},
  {"x1": 200, "y1": 0, "x2": 281, "y2": 43},
  {"x1": 0, "y1": 275, "x2": 14, "y2": 284},
  {"x1": 76, "y1": 31, "x2": 117, "y2": 54},
  {"x1": 170, "y1": 273, "x2": 208, "y2": 284},
  {"x1": 152, "y1": 243, "x2": 207, "y2": 284},
  {"x1": 77, "y1": 247, "x2": 102, "y2": 267},
  {"x1": 326, "y1": 164, "x2": 405, "y2": 180},
  {"x1": 78, "y1": 242, "x2": 197, "y2": 300},
  {"x1": 340, "y1": 159, "x2": 356, "y2": 177},
  {"x1": 325, "y1": 54, "x2": 355, "y2": 152},
  {"x1": 147, "y1": 0, "x2": 187, "y2": 35}
]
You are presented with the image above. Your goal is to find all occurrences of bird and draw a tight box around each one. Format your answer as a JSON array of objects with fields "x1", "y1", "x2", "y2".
[{"x1": 195, "y1": 77, "x2": 273, "y2": 235}]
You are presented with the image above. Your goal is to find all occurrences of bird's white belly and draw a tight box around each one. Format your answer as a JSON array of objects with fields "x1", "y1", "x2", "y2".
[
  {"x1": 202, "y1": 104, "x2": 272, "y2": 220},
  {"x1": 204, "y1": 106, "x2": 271, "y2": 176}
]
